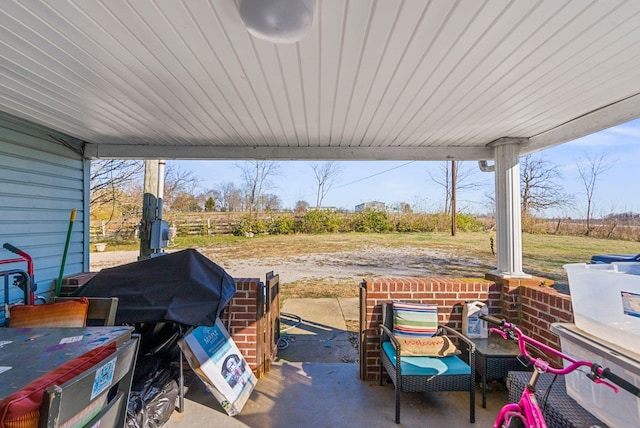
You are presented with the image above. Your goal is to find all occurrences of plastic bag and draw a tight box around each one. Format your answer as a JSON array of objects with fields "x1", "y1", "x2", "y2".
[{"x1": 126, "y1": 357, "x2": 179, "y2": 428}]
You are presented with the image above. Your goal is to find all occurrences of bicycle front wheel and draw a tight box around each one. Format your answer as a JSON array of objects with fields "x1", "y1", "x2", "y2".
[
  {"x1": 506, "y1": 418, "x2": 525, "y2": 428},
  {"x1": 496, "y1": 410, "x2": 525, "y2": 428}
]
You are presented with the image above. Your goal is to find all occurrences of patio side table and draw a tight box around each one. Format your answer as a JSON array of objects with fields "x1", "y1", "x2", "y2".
[{"x1": 460, "y1": 335, "x2": 530, "y2": 408}]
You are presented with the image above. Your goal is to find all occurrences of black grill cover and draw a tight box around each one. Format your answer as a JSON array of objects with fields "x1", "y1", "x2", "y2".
[{"x1": 73, "y1": 248, "x2": 235, "y2": 326}]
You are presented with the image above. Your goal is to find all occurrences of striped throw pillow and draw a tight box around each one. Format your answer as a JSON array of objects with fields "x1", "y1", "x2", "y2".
[
  {"x1": 392, "y1": 302, "x2": 445, "y2": 355},
  {"x1": 392, "y1": 301, "x2": 438, "y2": 337}
]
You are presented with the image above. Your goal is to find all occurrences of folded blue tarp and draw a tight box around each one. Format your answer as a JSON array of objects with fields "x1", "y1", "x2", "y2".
[{"x1": 590, "y1": 253, "x2": 640, "y2": 264}]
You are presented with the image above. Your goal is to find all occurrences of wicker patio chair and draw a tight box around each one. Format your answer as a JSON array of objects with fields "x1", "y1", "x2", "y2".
[{"x1": 379, "y1": 302, "x2": 476, "y2": 424}]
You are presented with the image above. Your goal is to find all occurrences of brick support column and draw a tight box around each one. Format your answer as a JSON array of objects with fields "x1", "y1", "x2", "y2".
[
  {"x1": 222, "y1": 278, "x2": 261, "y2": 371},
  {"x1": 519, "y1": 285, "x2": 573, "y2": 366},
  {"x1": 485, "y1": 273, "x2": 573, "y2": 367}
]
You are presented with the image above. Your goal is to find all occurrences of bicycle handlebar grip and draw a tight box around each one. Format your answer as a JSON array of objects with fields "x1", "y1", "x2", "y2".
[
  {"x1": 601, "y1": 367, "x2": 640, "y2": 398},
  {"x1": 3, "y1": 243, "x2": 21, "y2": 254},
  {"x1": 479, "y1": 314, "x2": 504, "y2": 326}
]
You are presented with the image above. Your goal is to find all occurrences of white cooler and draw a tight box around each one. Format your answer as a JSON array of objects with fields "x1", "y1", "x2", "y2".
[{"x1": 551, "y1": 323, "x2": 640, "y2": 428}]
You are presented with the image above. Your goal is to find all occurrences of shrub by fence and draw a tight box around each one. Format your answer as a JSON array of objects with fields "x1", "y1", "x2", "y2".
[
  {"x1": 91, "y1": 210, "x2": 639, "y2": 242},
  {"x1": 521, "y1": 216, "x2": 640, "y2": 241}
]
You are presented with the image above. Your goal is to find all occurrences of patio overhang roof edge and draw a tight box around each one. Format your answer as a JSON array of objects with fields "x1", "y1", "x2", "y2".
[
  {"x1": 83, "y1": 143, "x2": 496, "y2": 161},
  {"x1": 524, "y1": 92, "x2": 640, "y2": 155}
]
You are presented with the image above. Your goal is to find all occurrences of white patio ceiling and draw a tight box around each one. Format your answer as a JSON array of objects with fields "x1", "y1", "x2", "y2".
[{"x1": 2, "y1": 0, "x2": 640, "y2": 161}]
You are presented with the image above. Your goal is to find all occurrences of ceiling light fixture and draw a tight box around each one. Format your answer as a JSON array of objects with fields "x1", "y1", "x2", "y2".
[{"x1": 239, "y1": 0, "x2": 315, "y2": 44}]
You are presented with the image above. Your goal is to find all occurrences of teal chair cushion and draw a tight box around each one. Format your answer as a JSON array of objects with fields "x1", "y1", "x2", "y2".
[{"x1": 382, "y1": 341, "x2": 471, "y2": 376}]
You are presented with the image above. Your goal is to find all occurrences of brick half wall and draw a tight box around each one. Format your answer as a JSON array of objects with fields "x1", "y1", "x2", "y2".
[
  {"x1": 361, "y1": 277, "x2": 499, "y2": 380},
  {"x1": 229, "y1": 275, "x2": 574, "y2": 379},
  {"x1": 361, "y1": 276, "x2": 575, "y2": 380}
]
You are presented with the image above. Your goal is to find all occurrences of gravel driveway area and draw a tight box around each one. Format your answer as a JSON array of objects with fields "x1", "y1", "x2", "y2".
[{"x1": 90, "y1": 245, "x2": 492, "y2": 283}]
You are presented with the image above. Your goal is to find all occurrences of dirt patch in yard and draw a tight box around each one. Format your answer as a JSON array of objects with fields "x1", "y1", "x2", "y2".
[{"x1": 90, "y1": 245, "x2": 493, "y2": 284}]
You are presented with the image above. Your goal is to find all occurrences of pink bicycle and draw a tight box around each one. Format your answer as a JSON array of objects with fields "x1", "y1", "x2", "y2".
[{"x1": 479, "y1": 314, "x2": 640, "y2": 428}]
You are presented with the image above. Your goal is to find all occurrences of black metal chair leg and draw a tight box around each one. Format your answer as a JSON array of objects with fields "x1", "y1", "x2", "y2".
[
  {"x1": 395, "y1": 383, "x2": 400, "y2": 424},
  {"x1": 178, "y1": 351, "x2": 185, "y2": 413},
  {"x1": 470, "y1": 378, "x2": 475, "y2": 423}
]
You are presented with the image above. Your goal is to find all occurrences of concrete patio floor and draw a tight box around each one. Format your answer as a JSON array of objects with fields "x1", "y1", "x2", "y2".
[
  {"x1": 164, "y1": 298, "x2": 510, "y2": 427},
  {"x1": 166, "y1": 362, "x2": 508, "y2": 428}
]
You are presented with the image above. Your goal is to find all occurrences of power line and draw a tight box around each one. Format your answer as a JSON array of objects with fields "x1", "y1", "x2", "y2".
[
  {"x1": 332, "y1": 161, "x2": 417, "y2": 190},
  {"x1": 283, "y1": 160, "x2": 418, "y2": 204}
]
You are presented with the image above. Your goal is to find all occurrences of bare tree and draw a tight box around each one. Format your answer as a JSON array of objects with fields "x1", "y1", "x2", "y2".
[
  {"x1": 171, "y1": 192, "x2": 201, "y2": 212},
  {"x1": 90, "y1": 159, "x2": 143, "y2": 219},
  {"x1": 484, "y1": 155, "x2": 574, "y2": 218},
  {"x1": 311, "y1": 161, "x2": 342, "y2": 208},
  {"x1": 295, "y1": 200, "x2": 310, "y2": 213},
  {"x1": 115, "y1": 182, "x2": 144, "y2": 219},
  {"x1": 218, "y1": 182, "x2": 244, "y2": 212},
  {"x1": 162, "y1": 164, "x2": 202, "y2": 211},
  {"x1": 238, "y1": 161, "x2": 280, "y2": 214},
  {"x1": 428, "y1": 161, "x2": 484, "y2": 214},
  {"x1": 520, "y1": 155, "x2": 573, "y2": 216},
  {"x1": 577, "y1": 151, "x2": 613, "y2": 235},
  {"x1": 262, "y1": 193, "x2": 282, "y2": 211}
]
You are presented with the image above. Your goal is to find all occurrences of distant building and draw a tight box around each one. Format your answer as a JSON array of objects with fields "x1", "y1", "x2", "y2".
[
  {"x1": 355, "y1": 201, "x2": 386, "y2": 212},
  {"x1": 388, "y1": 202, "x2": 412, "y2": 214},
  {"x1": 307, "y1": 206, "x2": 337, "y2": 212}
]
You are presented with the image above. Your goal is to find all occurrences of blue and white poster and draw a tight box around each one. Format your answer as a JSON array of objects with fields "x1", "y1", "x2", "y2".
[{"x1": 179, "y1": 318, "x2": 257, "y2": 416}]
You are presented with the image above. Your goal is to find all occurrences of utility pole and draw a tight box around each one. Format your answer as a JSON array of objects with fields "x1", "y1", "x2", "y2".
[
  {"x1": 139, "y1": 160, "x2": 159, "y2": 260},
  {"x1": 451, "y1": 160, "x2": 457, "y2": 236}
]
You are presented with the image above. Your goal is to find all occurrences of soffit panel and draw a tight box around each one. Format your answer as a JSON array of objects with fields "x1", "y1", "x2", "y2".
[{"x1": 1, "y1": 0, "x2": 640, "y2": 160}]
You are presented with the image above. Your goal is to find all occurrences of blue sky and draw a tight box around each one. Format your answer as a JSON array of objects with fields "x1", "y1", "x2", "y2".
[{"x1": 176, "y1": 117, "x2": 640, "y2": 217}]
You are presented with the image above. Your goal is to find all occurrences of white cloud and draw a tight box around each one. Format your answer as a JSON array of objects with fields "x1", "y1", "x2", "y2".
[
  {"x1": 607, "y1": 118, "x2": 640, "y2": 138},
  {"x1": 565, "y1": 117, "x2": 640, "y2": 148}
]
